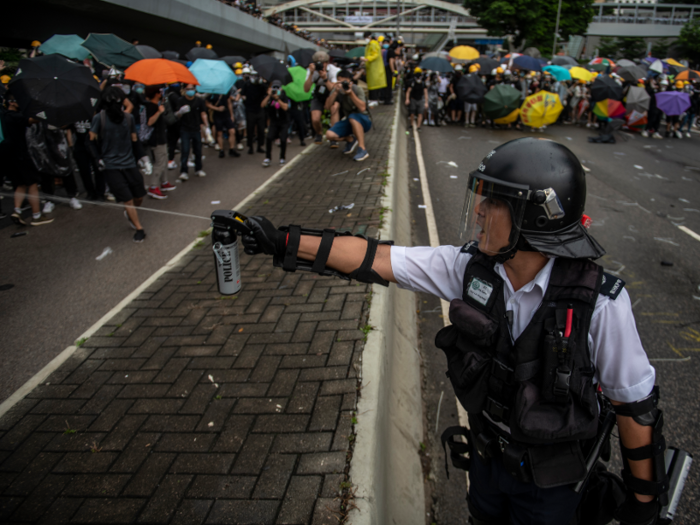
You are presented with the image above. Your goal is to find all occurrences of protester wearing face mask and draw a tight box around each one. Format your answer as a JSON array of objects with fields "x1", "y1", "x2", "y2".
[
  {"x1": 261, "y1": 80, "x2": 290, "y2": 167},
  {"x1": 240, "y1": 69, "x2": 269, "y2": 155},
  {"x1": 165, "y1": 83, "x2": 182, "y2": 169},
  {"x1": 143, "y1": 86, "x2": 175, "y2": 199},
  {"x1": 174, "y1": 84, "x2": 209, "y2": 179}
]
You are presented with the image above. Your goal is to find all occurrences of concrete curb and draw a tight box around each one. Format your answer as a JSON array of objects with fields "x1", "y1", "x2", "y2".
[
  {"x1": 0, "y1": 144, "x2": 315, "y2": 420},
  {"x1": 347, "y1": 104, "x2": 425, "y2": 525}
]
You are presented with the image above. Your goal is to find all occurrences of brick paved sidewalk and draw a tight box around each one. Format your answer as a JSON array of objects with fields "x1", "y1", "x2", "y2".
[{"x1": 0, "y1": 104, "x2": 397, "y2": 525}]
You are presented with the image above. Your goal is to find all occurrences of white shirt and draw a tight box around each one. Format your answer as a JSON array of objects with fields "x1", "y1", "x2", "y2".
[
  {"x1": 305, "y1": 63, "x2": 340, "y2": 84},
  {"x1": 391, "y1": 245, "x2": 655, "y2": 404}
]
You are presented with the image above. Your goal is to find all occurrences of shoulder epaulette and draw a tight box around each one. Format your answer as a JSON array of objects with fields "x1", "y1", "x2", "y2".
[
  {"x1": 460, "y1": 242, "x2": 478, "y2": 255},
  {"x1": 600, "y1": 273, "x2": 625, "y2": 300}
]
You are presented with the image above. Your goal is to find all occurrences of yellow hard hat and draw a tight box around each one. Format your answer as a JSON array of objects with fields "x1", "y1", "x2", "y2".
[
  {"x1": 414, "y1": 67, "x2": 422, "y2": 74},
  {"x1": 468, "y1": 65, "x2": 478, "y2": 73},
  {"x1": 378, "y1": 36, "x2": 385, "y2": 42},
  {"x1": 0, "y1": 75, "x2": 11, "y2": 84},
  {"x1": 235, "y1": 68, "x2": 243, "y2": 75},
  {"x1": 196, "y1": 40, "x2": 202, "y2": 45},
  {"x1": 234, "y1": 62, "x2": 243, "y2": 68},
  {"x1": 684, "y1": 80, "x2": 690, "y2": 86},
  {"x1": 31, "y1": 40, "x2": 41, "y2": 48},
  {"x1": 675, "y1": 80, "x2": 684, "y2": 89},
  {"x1": 530, "y1": 71, "x2": 536, "y2": 77},
  {"x1": 206, "y1": 44, "x2": 213, "y2": 50},
  {"x1": 496, "y1": 67, "x2": 504, "y2": 74}
]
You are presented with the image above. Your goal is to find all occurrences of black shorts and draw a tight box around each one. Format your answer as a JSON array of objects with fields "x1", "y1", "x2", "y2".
[
  {"x1": 213, "y1": 114, "x2": 235, "y2": 132},
  {"x1": 103, "y1": 167, "x2": 146, "y2": 203},
  {"x1": 409, "y1": 98, "x2": 425, "y2": 116},
  {"x1": 8, "y1": 157, "x2": 42, "y2": 188}
]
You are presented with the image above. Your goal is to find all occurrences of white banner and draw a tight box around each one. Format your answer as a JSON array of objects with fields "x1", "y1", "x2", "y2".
[{"x1": 346, "y1": 16, "x2": 373, "y2": 24}]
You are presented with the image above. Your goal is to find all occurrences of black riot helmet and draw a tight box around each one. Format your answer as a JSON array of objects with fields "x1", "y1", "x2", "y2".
[{"x1": 460, "y1": 137, "x2": 605, "y2": 261}]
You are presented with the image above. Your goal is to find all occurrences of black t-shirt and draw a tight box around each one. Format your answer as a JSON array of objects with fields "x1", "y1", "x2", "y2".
[
  {"x1": 409, "y1": 79, "x2": 426, "y2": 100},
  {"x1": 265, "y1": 92, "x2": 290, "y2": 123},
  {"x1": 241, "y1": 81, "x2": 268, "y2": 112},
  {"x1": 175, "y1": 96, "x2": 206, "y2": 132},
  {"x1": 386, "y1": 47, "x2": 396, "y2": 70},
  {"x1": 145, "y1": 101, "x2": 167, "y2": 146}
]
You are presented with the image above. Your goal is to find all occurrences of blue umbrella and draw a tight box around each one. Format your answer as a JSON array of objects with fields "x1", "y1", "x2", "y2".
[
  {"x1": 39, "y1": 35, "x2": 90, "y2": 61},
  {"x1": 419, "y1": 56, "x2": 453, "y2": 73},
  {"x1": 513, "y1": 55, "x2": 542, "y2": 72},
  {"x1": 189, "y1": 59, "x2": 237, "y2": 94},
  {"x1": 542, "y1": 65, "x2": 571, "y2": 81}
]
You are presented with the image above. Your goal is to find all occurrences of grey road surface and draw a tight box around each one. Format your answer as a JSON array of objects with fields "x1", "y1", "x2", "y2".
[
  {"x1": 0, "y1": 141, "x2": 309, "y2": 404},
  {"x1": 409, "y1": 122, "x2": 700, "y2": 524}
]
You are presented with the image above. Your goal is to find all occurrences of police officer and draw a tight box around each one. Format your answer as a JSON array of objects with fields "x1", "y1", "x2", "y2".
[{"x1": 240, "y1": 137, "x2": 668, "y2": 525}]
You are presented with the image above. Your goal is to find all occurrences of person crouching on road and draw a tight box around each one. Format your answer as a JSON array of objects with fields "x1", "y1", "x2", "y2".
[
  {"x1": 406, "y1": 67, "x2": 428, "y2": 130},
  {"x1": 88, "y1": 87, "x2": 148, "y2": 242},
  {"x1": 262, "y1": 80, "x2": 290, "y2": 167},
  {"x1": 325, "y1": 69, "x2": 371, "y2": 162}
]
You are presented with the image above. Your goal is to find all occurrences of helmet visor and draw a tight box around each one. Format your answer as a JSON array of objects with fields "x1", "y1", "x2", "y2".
[{"x1": 459, "y1": 173, "x2": 529, "y2": 256}]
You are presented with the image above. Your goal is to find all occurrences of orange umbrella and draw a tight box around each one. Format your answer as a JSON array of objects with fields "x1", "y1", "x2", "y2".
[
  {"x1": 675, "y1": 69, "x2": 700, "y2": 81},
  {"x1": 124, "y1": 58, "x2": 199, "y2": 86}
]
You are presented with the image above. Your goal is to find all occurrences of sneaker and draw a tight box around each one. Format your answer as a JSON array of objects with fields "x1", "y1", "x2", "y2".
[
  {"x1": 280, "y1": 158, "x2": 285, "y2": 165},
  {"x1": 275, "y1": 138, "x2": 281, "y2": 146},
  {"x1": 179, "y1": 172, "x2": 189, "y2": 181},
  {"x1": 237, "y1": 143, "x2": 244, "y2": 151},
  {"x1": 248, "y1": 148, "x2": 254, "y2": 155},
  {"x1": 652, "y1": 132, "x2": 663, "y2": 139},
  {"x1": 586, "y1": 123, "x2": 592, "y2": 128},
  {"x1": 196, "y1": 170, "x2": 206, "y2": 177},
  {"x1": 675, "y1": 130, "x2": 683, "y2": 139},
  {"x1": 329, "y1": 141, "x2": 339, "y2": 149},
  {"x1": 105, "y1": 192, "x2": 116, "y2": 202},
  {"x1": 219, "y1": 151, "x2": 225, "y2": 158},
  {"x1": 31, "y1": 214, "x2": 54, "y2": 226},
  {"x1": 133, "y1": 229, "x2": 146, "y2": 243},
  {"x1": 314, "y1": 134, "x2": 323, "y2": 144},
  {"x1": 229, "y1": 149, "x2": 240, "y2": 157},
  {"x1": 262, "y1": 158, "x2": 271, "y2": 167},
  {"x1": 429, "y1": 120, "x2": 435, "y2": 126},
  {"x1": 124, "y1": 210, "x2": 137, "y2": 230},
  {"x1": 214, "y1": 143, "x2": 221, "y2": 151},
  {"x1": 69, "y1": 197, "x2": 83, "y2": 210},
  {"x1": 353, "y1": 147, "x2": 369, "y2": 162},
  {"x1": 43, "y1": 201, "x2": 55, "y2": 214},
  {"x1": 187, "y1": 160, "x2": 195, "y2": 168},
  {"x1": 11, "y1": 212, "x2": 26, "y2": 226},
  {"x1": 287, "y1": 137, "x2": 292, "y2": 144},
  {"x1": 160, "y1": 182, "x2": 176, "y2": 192},
  {"x1": 256, "y1": 147, "x2": 265, "y2": 153},
  {"x1": 148, "y1": 186, "x2": 167, "y2": 199},
  {"x1": 300, "y1": 141, "x2": 307, "y2": 147},
  {"x1": 686, "y1": 132, "x2": 692, "y2": 138},
  {"x1": 167, "y1": 160, "x2": 177, "y2": 170},
  {"x1": 641, "y1": 130, "x2": 649, "y2": 138},
  {"x1": 344, "y1": 138, "x2": 358, "y2": 155}
]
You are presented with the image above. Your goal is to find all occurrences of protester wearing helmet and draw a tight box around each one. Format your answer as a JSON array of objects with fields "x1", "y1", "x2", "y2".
[
  {"x1": 239, "y1": 137, "x2": 666, "y2": 525},
  {"x1": 405, "y1": 67, "x2": 428, "y2": 130}
]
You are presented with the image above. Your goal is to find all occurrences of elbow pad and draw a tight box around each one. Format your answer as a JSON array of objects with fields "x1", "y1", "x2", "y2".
[
  {"x1": 613, "y1": 386, "x2": 669, "y2": 506},
  {"x1": 272, "y1": 225, "x2": 393, "y2": 286}
]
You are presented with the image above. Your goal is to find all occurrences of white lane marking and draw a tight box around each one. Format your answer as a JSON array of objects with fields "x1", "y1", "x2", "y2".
[
  {"x1": 0, "y1": 142, "x2": 317, "y2": 419},
  {"x1": 412, "y1": 120, "x2": 470, "y2": 487},
  {"x1": 678, "y1": 225, "x2": 700, "y2": 243}
]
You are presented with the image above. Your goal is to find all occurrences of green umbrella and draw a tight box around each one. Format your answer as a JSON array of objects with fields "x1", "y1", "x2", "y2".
[
  {"x1": 283, "y1": 66, "x2": 313, "y2": 102},
  {"x1": 82, "y1": 33, "x2": 144, "y2": 69},
  {"x1": 483, "y1": 84, "x2": 522, "y2": 119},
  {"x1": 345, "y1": 47, "x2": 365, "y2": 59},
  {"x1": 39, "y1": 35, "x2": 90, "y2": 61}
]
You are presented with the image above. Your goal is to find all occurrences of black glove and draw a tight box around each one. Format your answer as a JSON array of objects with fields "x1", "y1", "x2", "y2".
[
  {"x1": 242, "y1": 216, "x2": 287, "y2": 256},
  {"x1": 615, "y1": 494, "x2": 658, "y2": 525}
]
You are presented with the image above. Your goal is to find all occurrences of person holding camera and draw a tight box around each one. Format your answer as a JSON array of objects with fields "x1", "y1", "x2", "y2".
[
  {"x1": 303, "y1": 51, "x2": 340, "y2": 146},
  {"x1": 325, "y1": 70, "x2": 371, "y2": 162},
  {"x1": 406, "y1": 67, "x2": 428, "y2": 130},
  {"x1": 261, "y1": 80, "x2": 290, "y2": 168}
]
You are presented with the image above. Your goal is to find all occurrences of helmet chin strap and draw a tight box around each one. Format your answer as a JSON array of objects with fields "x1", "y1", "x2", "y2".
[{"x1": 481, "y1": 235, "x2": 534, "y2": 265}]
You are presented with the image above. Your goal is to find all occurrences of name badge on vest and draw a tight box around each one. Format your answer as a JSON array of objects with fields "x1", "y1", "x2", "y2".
[{"x1": 467, "y1": 276, "x2": 493, "y2": 306}]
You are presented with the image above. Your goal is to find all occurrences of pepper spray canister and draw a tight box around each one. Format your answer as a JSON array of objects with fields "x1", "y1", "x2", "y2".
[{"x1": 211, "y1": 210, "x2": 251, "y2": 296}]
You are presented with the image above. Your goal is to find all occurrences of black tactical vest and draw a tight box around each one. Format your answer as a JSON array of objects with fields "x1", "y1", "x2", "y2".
[{"x1": 436, "y1": 244, "x2": 619, "y2": 488}]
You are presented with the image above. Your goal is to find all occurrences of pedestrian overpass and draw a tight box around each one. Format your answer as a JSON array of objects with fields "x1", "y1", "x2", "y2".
[{"x1": 587, "y1": 2, "x2": 699, "y2": 37}]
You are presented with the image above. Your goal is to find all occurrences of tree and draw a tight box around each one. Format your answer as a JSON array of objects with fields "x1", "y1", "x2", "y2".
[
  {"x1": 615, "y1": 37, "x2": 647, "y2": 59},
  {"x1": 597, "y1": 37, "x2": 618, "y2": 59},
  {"x1": 651, "y1": 38, "x2": 673, "y2": 58},
  {"x1": 678, "y1": 18, "x2": 700, "y2": 67},
  {"x1": 464, "y1": 0, "x2": 595, "y2": 52}
]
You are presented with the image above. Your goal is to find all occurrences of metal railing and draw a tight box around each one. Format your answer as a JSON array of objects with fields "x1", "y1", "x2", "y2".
[{"x1": 592, "y1": 3, "x2": 698, "y2": 24}]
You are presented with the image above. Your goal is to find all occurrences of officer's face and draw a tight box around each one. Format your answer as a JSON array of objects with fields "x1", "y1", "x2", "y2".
[{"x1": 474, "y1": 198, "x2": 513, "y2": 254}]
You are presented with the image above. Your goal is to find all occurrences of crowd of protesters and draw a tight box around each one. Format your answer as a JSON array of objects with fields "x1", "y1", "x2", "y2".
[{"x1": 2, "y1": 34, "x2": 699, "y2": 243}]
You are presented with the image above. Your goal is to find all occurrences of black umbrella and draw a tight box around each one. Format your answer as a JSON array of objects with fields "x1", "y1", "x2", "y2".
[
  {"x1": 328, "y1": 49, "x2": 346, "y2": 60},
  {"x1": 472, "y1": 56, "x2": 500, "y2": 72},
  {"x1": 419, "y1": 56, "x2": 452, "y2": 73},
  {"x1": 617, "y1": 65, "x2": 647, "y2": 84},
  {"x1": 186, "y1": 47, "x2": 218, "y2": 61},
  {"x1": 136, "y1": 45, "x2": 162, "y2": 59},
  {"x1": 456, "y1": 74, "x2": 487, "y2": 104},
  {"x1": 162, "y1": 50, "x2": 180, "y2": 60},
  {"x1": 590, "y1": 75, "x2": 623, "y2": 102},
  {"x1": 291, "y1": 48, "x2": 316, "y2": 68},
  {"x1": 220, "y1": 56, "x2": 248, "y2": 66},
  {"x1": 551, "y1": 56, "x2": 577, "y2": 67},
  {"x1": 82, "y1": 33, "x2": 144, "y2": 69},
  {"x1": 250, "y1": 55, "x2": 292, "y2": 84},
  {"x1": 8, "y1": 55, "x2": 101, "y2": 127}
]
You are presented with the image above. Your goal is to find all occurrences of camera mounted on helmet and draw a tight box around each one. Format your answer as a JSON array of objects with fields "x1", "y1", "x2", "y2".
[{"x1": 459, "y1": 138, "x2": 606, "y2": 262}]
